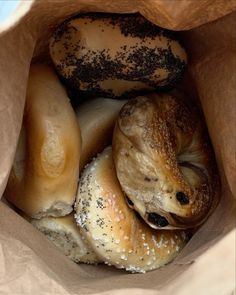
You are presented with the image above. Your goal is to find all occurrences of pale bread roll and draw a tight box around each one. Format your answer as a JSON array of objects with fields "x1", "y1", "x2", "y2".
[
  {"x1": 76, "y1": 98, "x2": 126, "y2": 170},
  {"x1": 5, "y1": 64, "x2": 81, "y2": 218},
  {"x1": 75, "y1": 147, "x2": 188, "y2": 273},
  {"x1": 31, "y1": 213, "x2": 100, "y2": 264}
]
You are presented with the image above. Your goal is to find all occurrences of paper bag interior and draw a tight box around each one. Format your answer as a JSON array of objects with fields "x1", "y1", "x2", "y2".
[{"x1": 0, "y1": 1, "x2": 235, "y2": 294}]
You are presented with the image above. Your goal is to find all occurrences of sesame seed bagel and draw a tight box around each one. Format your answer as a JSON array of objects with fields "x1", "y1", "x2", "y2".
[
  {"x1": 112, "y1": 93, "x2": 220, "y2": 229},
  {"x1": 5, "y1": 64, "x2": 81, "y2": 218},
  {"x1": 76, "y1": 98, "x2": 126, "y2": 170},
  {"x1": 75, "y1": 147, "x2": 188, "y2": 273},
  {"x1": 31, "y1": 213, "x2": 100, "y2": 264},
  {"x1": 50, "y1": 13, "x2": 187, "y2": 99}
]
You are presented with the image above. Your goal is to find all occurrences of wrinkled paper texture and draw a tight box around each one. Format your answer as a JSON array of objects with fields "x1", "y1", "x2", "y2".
[{"x1": 0, "y1": 1, "x2": 235, "y2": 294}]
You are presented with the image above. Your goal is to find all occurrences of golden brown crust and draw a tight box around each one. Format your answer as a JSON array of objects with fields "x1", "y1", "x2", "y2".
[
  {"x1": 5, "y1": 64, "x2": 81, "y2": 218},
  {"x1": 112, "y1": 93, "x2": 220, "y2": 229},
  {"x1": 76, "y1": 98, "x2": 126, "y2": 170},
  {"x1": 75, "y1": 147, "x2": 188, "y2": 273}
]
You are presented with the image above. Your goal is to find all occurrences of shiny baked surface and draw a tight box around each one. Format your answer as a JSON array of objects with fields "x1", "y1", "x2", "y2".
[
  {"x1": 112, "y1": 93, "x2": 220, "y2": 229},
  {"x1": 75, "y1": 147, "x2": 188, "y2": 273}
]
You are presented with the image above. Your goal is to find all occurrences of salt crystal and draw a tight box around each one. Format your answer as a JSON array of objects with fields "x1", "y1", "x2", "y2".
[{"x1": 121, "y1": 254, "x2": 127, "y2": 260}]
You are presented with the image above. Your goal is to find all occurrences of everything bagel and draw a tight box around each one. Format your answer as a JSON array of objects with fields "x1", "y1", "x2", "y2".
[
  {"x1": 75, "y1": 147, "x2": 188, "y2": 273},
  {"x1": 112, "y1": 93, "x2": 220, "y2": 229},
  {"x1": 31, "y1": 213, "x2": 100, "y2": 264}
]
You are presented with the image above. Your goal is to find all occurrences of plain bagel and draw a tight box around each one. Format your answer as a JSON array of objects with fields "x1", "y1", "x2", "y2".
[
  {"x1": 112, "y1": 93, "x2": 220, "y2": 229},
  {"x1": 50, "y1": 13, "x2": 187, "y2": 99},
  {"x1": 5, "y1": 64, "x2": 81, "y2": 218},
  {"x1": 75, "y1": 147, "x2": 188, "y2": 273},
  {"x1": 76, "y1": 98, "x2": 126, "y2": 170}
]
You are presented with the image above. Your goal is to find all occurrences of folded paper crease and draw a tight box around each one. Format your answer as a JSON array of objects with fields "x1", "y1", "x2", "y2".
[{"x1": 0, "y1": 1, "x2": 235, "y2": 294}]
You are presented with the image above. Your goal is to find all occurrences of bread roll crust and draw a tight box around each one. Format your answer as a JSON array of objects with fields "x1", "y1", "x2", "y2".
[
  {"x1": 75, "y1": 147, "x2": 188, "y2": 273},
  {"x1": 5, "y1": 64, "x2": 81, "y2": 218},
  {"x1": 112, "y1": 93, "x2": 220, "y2": 229},
  {"x1": 76, "y1": 98, "x2": 126, "y2": 170}
]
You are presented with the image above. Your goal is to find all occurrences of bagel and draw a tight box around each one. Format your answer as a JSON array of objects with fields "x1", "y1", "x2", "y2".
[
  {"x1": 50, "y1": 13, "x2": 187, "y2": 99},
  {"x1": 76, "y1": 98, "x2": 126, "y2": 170},
  {"x1": 5, "y1": 64, "x2": 81, "y2": 218},
  {"x1": 75, "y1": 147, "x2": 188, "y2": 273},
  {"x1": 31, "y1": 213, "x2": 100, "y2": 264},
  {"x1": 112, "y1": 93, "x2": 220, "y2": 229}
]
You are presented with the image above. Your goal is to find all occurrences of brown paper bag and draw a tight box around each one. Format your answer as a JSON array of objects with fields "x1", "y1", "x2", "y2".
[{"x1": 0, "y1": 1, "x2": 235, "y2": 294}]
